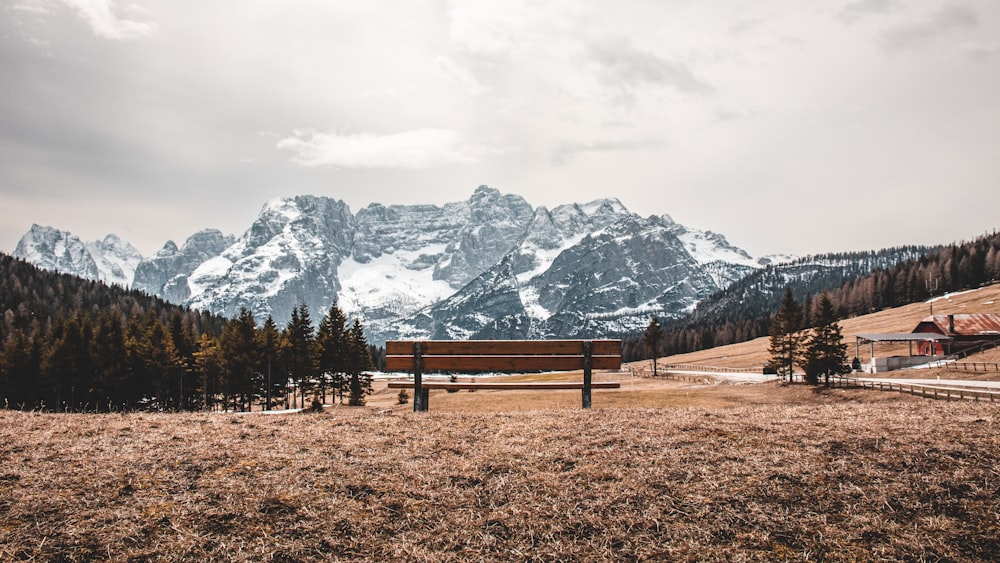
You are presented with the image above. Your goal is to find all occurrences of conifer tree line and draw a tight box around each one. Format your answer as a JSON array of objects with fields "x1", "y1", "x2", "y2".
[
  {"x1": 0, "y1": 253, "x2": 377, "y2": 412},
  {"x1": 623, "y1": 231, "x2": 1000, "y2": 363},
  {"x1": 767, "y1": 288, "x2": 849, "y2": 385}
]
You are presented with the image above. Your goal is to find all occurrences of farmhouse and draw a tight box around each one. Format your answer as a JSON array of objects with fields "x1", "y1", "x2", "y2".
[
  {"x1": 855, "y1": 313, "x2": 1000, "y2": 373},
  {"x1": 912, "y1": 314, "x2": 1000, "y2": 355}
]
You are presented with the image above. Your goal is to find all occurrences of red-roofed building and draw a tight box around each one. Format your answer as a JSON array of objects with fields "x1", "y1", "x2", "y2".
[{"x1": 913, "y1": 314, "x2": 1000, "y2": 355}]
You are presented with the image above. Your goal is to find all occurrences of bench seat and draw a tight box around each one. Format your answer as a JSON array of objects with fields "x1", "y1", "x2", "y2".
[
  {"x1": 387, "y1": 381, "x2": 621, "y2": 391},
  {"x1": 386, "y1": 339, "x2": 622, "y2": 411}
]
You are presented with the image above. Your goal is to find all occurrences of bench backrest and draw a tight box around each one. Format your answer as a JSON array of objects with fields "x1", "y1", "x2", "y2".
[{"x1": 385, "y1": 339, "x2": 622, "y2": 372}]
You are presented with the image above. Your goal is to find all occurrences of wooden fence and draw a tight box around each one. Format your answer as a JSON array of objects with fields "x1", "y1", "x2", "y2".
[
  {"x1": 662, "y1": 363, "x2": 765, "y2": 374},
  {"x1": 953, "y1": 339, "x2": 1000, "y2": 360},
  {"x1": 629, "y1": 367, "x2": 720, "y2": 383},
  {"x1": 945, "y1": 362, "x2": 1000, "y2": 372},
  {"x1": 830, "y1": 377, "x2": 1000, "y2": 402}
]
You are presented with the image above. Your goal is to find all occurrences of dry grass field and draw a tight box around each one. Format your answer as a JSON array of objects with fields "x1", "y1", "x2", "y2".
[
  {"x1": 4, "y1": 287, "x2": 1000, "y2": 561},
  {"x1": 2, "y1": 391, "x2": 1000, "y2": 562}
]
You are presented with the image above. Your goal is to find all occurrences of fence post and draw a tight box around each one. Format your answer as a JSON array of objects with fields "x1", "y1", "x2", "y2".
[{"x1": 582, "y1": 340, "x2": 593, "y2": 409}]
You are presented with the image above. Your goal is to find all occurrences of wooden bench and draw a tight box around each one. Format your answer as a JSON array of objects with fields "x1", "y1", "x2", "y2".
[{"x1": 385, "y1": 340, "x2": 622, "y2": 411}]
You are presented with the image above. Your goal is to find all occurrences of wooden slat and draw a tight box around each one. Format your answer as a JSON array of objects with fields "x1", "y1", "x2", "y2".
[
  {"x1": 387, "y1": 381, "x2": 621, "y2": 390},
  {"x1": 385, "y1": 354, "x2": 621, "y2": 372},
  {"x1": 386, "y1": 339, "x2": 621, "y2": 357}
]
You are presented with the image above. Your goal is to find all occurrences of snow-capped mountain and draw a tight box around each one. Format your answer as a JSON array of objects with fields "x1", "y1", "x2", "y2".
[
  {"x1": 133, "y1": 229, "x2": 236, "y2": 303},
  {"x1": 13, "y1": 225, "x2": 142, "y2": 288},
  {"x1": 12, "y1": 186, "x2": 766, "y2": 342}
]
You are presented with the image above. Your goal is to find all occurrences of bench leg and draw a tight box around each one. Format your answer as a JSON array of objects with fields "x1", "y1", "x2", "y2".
[
  {"x1": 413, "y1": 387, "x2": 430, "y2": 412},
  {"x1": 412, "y1": 342, "x2": 427, "y2": 412}
]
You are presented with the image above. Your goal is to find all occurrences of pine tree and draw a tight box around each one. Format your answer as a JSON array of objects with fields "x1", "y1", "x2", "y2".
[
  {"x1": 93, "y1": 310, "x2": 129, "y2": 411},
  {"x1": 767, "y1": 287, "x2": 804, "y2": 382},
  {"x1": 316, "y1": 303, "x2": 348, "y2": 404},
  {"x1": 1, "y1": 330, "x2": 38, "y2": 409},
  {"x1": 346, "y1": 319, "x2": 372, "y2": 406},
  {"x1": 40, "y1": 313, "x2": 91, "y2": 411},
  {"x1": 220, "y1": 308, "x2": 258, "y2": 412},
  {"x1": 803, "y1": 292, "x2": 850, "y2": 385},
  {"x1": 139, "y1": 312, "x2": 184, "y2": 411},
  {"x1": 284, "y1": 305, "x2": 318, "y2": 409},
  {"x1": 193, "y1": 333, "x2": 223, "y2": 411},
  {"x1": 169, "y1": 310, "x2": 198, "y2": 410},
  {"x1": 257, "y1": 315, "x2": 285, "y2": 411},
  {"x1": 643, "y1": 316, "x2": 664, "y2": 376}
]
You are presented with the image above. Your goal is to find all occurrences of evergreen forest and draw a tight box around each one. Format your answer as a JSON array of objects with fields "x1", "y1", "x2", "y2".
[{"x1": 0, "y1": 253, "x2": 377, "y2": 412}]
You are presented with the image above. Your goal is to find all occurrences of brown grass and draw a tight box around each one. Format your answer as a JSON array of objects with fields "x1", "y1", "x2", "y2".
[
  {"x1": 2, "y1": 391, "x2": 999, "y2": 562},
  {"x1": 369, "y1": 375, "x2": 920, "y2": 412},
  {"x1": 4, "y1": 288, "x2": 1000, "y2": 561}
]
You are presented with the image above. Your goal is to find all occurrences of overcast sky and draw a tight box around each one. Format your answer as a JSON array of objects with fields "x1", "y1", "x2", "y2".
[{"x1": 2, "y1": 1, "x2": 998, "y2": 259}]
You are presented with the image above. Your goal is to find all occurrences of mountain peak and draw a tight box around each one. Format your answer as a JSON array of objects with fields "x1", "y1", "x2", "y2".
[
  {"x1": 14, "y1": 186, "x2": 762, "y2": 338},
  {"x1": 580, "y1": 198, "x2": 629, "y2": 217},
  {"x1": 13, "y1": 224, "x2": 141, "y2": 287}
]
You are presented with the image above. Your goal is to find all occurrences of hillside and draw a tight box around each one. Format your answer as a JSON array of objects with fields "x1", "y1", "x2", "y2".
[{"x1": 650, "y1": 284, "x2": 1000, "y2": 371}]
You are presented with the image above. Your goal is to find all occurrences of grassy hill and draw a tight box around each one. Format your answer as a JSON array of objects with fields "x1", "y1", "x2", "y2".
[{"x1": 651, "y1": 284, "x2": 1000, "y2": 372}]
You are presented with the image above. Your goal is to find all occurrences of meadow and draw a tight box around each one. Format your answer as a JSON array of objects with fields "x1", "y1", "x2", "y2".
[
  {"x1": 4, "y1": 286, "x2": 1000, "y2": 561},
  {"x1": 2, "y1": 388, "x2": 998, "y2": 562}
]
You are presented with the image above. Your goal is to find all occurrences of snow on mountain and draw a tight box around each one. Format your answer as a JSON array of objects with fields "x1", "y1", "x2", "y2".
[
  {"x1": 337, "y1": 246, "x2": 456, "y2": 340},
  {"x1": 186, "y1": 195, "x2": 353, "y2": 322},
  {"x1": 756, "y1": 254, "x2": 797, "y2": 267},
  {"x1": 660, "y1": 216, "x2": 761, "y2": 290},
  {"x1": 133, "y1": 229, "x2": 235, "y2": 302},
  {"x1": 13, "y1": 224, "x2": 142, "y2": 287},
  {"x1": 388, "y1": 206, "x2": 731, "y2": 341},
  {"x1": 12, "y1": 186, "x2": 767, "y2": 341},
  {"x1": 86, "y1": 235, "x2": 144, "y2": 287}
]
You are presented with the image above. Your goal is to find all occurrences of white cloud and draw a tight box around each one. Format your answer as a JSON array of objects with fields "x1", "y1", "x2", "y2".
[
  {"x1": 276, "y1": 129, "x2": 500, "y2": 169},
  {"x1": 588, "y1": 36, "x2": 713, "y2": 96},
  {"x1": 960, "y1": 41, "x2": 1000, "y2": 60},
  {"x1": 839, "y1": 0, "x2": 898, "y2": 24},
  {"x1": 880, "y1": 3, "x2": 978, "y2": 50},
  {"x1": 12, "y1": 1, "x2": 51, "y2": 14},
  {"x1": 435, "y1": 56, "x2": 488, "y2": 96},
  {"x1": 446, "y1": 0, "x2": 530, "y2": 56},
  {"x1": 551, "y1": 138, "x2": 664, "y2": 166},
  {"x1": 61, "y1": 0, "x2": 157, "y2": 41}
]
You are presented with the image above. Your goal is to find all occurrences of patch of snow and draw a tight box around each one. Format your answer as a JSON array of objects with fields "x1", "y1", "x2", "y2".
[
  {"x1": 928, "y1": 288, "x2": 981, "y2": 303},
  {"x1": 188, "y1": 256, "x2": 234, "y2": 298},
  {"x1": 678, "y1": 229, "x2": 758, "y2": 268},
  {"x1": 338, "y1": 250, "x2": 454, "y2": 318},
  {"x1": 519, "y1": 286, "x2": 550, "y2": 320}
]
